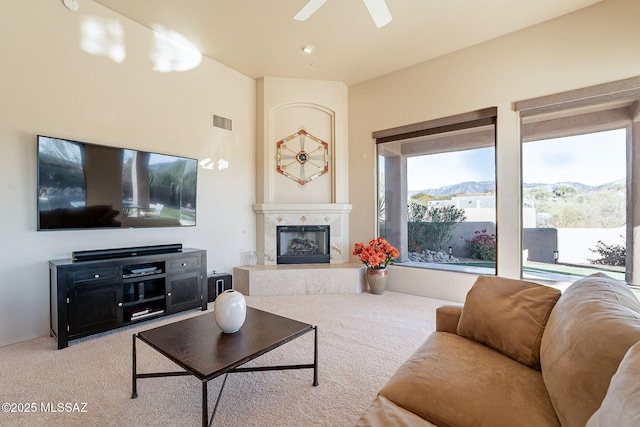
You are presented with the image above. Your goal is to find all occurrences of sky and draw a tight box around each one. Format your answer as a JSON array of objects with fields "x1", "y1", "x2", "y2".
[
  {"x1": 522, "y1": 128, "x2": 625, "y2": 186},
  {"x1": 407, "y1": 147, "x2": 495, "y2": 190},
  {"x1": 406, "y1": 128, "x2": 626, "y2": 191}
]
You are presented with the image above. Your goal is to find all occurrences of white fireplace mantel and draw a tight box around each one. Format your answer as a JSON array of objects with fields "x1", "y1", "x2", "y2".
[
  {"x1": 253, "y1": 203, "x2": 352, "y2": 214},
  {"x1": 253, "y1": 203, "x2": 352, "y2": 265}
]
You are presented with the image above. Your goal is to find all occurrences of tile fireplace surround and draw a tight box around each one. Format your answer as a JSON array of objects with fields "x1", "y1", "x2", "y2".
[
  {"x1": 253, "y1": 203, "x2": 352, "y2": 265},
  {"x1": 236, "y1": 203, "x2": 365, "y2": 296}
]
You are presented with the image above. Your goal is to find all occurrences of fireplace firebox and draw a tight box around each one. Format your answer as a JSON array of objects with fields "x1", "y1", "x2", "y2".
[{"x1": 276, "y1": 225, "x2": 330, "y2": 264}]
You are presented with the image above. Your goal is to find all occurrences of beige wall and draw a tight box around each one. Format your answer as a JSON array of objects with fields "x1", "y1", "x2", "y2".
[
  {"x1": 348, "y1": 0, "x2": 640, "y2": 301},
  {"x1": 0, "y1": 1, "x2": 256, "y2": 346}
]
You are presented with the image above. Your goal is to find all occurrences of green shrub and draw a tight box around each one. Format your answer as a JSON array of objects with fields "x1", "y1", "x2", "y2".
[
  {"x1": 407, "y1": 203, "x2": 466, "y2": 252},
  {"x1": 589, "y1": 239, "x2": 626, "y2": 266}
]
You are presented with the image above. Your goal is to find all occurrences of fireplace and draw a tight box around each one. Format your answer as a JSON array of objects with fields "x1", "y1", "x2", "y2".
[{"x1": 276, "y1": 225, "x2": 330, "y2": 264}]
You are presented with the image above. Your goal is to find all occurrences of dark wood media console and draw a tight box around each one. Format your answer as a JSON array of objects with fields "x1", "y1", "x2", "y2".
[{"x1": 50, "y1": 247, "x2": 207, "y2": 349}]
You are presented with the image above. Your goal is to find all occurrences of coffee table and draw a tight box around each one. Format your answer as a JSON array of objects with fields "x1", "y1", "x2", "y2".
[{"x1": 131, "y1": 307, "x2": 318, "y2": 426}]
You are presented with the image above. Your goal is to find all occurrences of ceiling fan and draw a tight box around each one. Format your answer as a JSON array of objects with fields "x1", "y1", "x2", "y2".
[{"x1": 293, "y1": 0, "x2": 393, "y2": 28}]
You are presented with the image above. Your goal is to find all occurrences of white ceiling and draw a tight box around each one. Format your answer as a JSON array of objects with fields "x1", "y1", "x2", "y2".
[{"x1": 92, "y1": 0, "x2": 603, "y2": 86}]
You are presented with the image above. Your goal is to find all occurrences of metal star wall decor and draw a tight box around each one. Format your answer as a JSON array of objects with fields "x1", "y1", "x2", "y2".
[{"x1": 276, "y1": 129, "x2": 329, "y2": 185}]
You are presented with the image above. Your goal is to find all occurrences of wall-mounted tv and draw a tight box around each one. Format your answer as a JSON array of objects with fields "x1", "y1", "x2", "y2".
[{"x1": 37, "y1": 135, "x2": 197, "y2": 230}]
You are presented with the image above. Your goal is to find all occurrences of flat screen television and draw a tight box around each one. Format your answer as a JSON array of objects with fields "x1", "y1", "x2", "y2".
[{"x1": 37, "y1": 135, "x2": 197, "y2": 230}]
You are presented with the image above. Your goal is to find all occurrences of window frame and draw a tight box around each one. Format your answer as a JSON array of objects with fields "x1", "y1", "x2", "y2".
[
  {"x1": 373, "y1": 108, "x2": 498, "y2": 275},
  {"x1": 515, "y1": 76, "x2": 640, "y2": 284}
]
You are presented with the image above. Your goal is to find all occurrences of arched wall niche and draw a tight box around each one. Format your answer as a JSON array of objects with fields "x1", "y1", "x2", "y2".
[{"x1": 270, "y1": 102, "x2": 335, "y2": 204}]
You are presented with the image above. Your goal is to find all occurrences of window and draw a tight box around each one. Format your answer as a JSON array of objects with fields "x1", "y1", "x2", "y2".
[
  {"x1": 516, "y1": 76, "x2": 640, "y2": 285},
  {"x1": 522, "y1": 129, "x2": 626, "y2": 282},
  {"x1": 375, "y1": 108, "x2": 497, "y2": 275}
]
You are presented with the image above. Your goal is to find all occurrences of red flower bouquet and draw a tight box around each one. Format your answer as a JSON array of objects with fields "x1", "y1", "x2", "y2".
[{"x1": 353, "y1": 238, "x2": 400, "y2": 270}]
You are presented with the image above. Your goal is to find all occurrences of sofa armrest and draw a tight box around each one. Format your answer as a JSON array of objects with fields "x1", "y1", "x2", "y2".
[
  {"x1": 436, "y1": 305, "x2": 463, "y2": 333},
  {"x1": 356, "y1": 396, "x2": 438, "y2": 427}
]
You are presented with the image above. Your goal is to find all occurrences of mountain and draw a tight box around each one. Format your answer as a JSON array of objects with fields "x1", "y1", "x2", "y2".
[
  {"x1": 522, "y1": 180, "x2": 624, "y2": 192},
  {"x1": 409, "y1": 181, "x2": 495, "y2": 198},
  {"x1": 410, "y1": 179, "x2": 624, "y2": 198}
]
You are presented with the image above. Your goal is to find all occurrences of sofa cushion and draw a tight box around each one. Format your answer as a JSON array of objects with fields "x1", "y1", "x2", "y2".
[
  {"x1": 586, "y1": 340, "x2": 640, "y2": 427},
  {"x1": 457, "y1": 275, "x2": 561, "y2": 369},
  {"x1": 541, "y1": 273, "x2": 640, "y2": 427},
  {"x1": 356, "y1": 396, "x2": 437, "y2": 427},
  {"x1": 379, "y1": 332, "x2": 560, "y2": 427}
]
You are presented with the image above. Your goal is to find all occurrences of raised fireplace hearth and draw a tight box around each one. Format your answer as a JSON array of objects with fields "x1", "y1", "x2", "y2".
[
  {"x1": 277, "y1": 225, "x2": 329, "y2": 264},
  {"x1": 233, "y1": 263, "x2": 366, "y2": 296}
]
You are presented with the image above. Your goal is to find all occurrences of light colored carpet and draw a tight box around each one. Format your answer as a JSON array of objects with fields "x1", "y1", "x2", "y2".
[{"x1": 0, "y1": 291, "x2": 450, "y2": 426}]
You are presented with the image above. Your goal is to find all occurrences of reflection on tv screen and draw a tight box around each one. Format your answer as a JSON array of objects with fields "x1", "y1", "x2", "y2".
[{"x1": 37, "y1": 136, "x2": 197, "y2": 230}]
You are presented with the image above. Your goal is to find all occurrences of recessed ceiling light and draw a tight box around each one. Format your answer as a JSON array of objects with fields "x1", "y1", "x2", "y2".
[{"x1": 301, "y1": 44, "x2": 315, "y2": 54}]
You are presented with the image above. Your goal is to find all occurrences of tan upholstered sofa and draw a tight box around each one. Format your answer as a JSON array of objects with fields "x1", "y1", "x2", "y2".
[{"x1": 357, "y1": 273, "x2": 640, "y2": 427}]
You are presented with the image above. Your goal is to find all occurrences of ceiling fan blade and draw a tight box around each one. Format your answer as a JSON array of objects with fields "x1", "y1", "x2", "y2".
[
  {"x1": 293, "y1": 0, "x2": 328, "y2": 21},
  {"x1": 363, "y1": 0, "x2": 392, "y2": 28}
]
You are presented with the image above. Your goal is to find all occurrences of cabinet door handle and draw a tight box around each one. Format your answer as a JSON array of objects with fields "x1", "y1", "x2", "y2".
[
  {"x1": 167, "y1": 292, "x2": 172, "y2": 296},
  {"x1": 118, "y1": 302, "x2": 123, "y2": 307},
  {"x1": 94, "y1": 274, "x2": 100, "y2": 279},
  {"x1": 182, "y1": 262, "x2": 187, "y2": 266}
]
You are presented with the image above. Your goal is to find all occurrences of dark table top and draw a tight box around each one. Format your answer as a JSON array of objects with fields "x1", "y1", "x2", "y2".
[{"x1": 136, "y1": 307, "x2": 314, "y2": 380}]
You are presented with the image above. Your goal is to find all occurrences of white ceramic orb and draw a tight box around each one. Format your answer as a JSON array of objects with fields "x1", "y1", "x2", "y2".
[{"x1": 214, "y1": 290, "x2": 247, "y2": 333}]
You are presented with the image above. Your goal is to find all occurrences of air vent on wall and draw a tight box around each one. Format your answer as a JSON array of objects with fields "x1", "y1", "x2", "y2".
[{"x1": 212, "y1": 114, "x2": 232, "y2": 131}]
